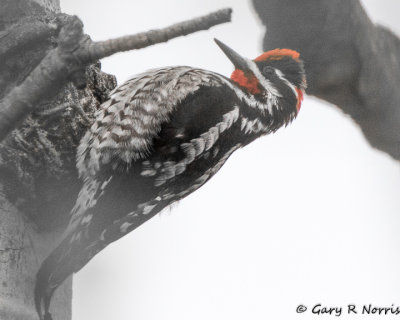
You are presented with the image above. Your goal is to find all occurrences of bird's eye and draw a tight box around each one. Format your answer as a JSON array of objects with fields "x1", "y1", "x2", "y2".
[{"x1": 263, "y1": 66, "x2": 275, "y2": 76}]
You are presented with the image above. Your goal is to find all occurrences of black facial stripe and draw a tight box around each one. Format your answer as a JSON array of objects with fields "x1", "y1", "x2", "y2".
[
  {"x1": 239, "y1": 73, "x2": 297, "y2": 130},
  {"x1": 274, "y1": 75, "x2": 298, "y2": 111},
  {"x1": 255, "y1": 57, "x2": 305, "y2": 88}
]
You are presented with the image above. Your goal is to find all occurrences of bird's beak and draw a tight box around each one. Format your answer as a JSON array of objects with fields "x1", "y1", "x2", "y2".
[{"x1": 214, "y1": 38, "x2": 248, "y2": 71}]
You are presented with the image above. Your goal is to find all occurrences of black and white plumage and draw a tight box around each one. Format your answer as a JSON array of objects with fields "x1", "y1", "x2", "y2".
[{"x1": 35, "y1": 39, "x2": 306, "y2": 320}]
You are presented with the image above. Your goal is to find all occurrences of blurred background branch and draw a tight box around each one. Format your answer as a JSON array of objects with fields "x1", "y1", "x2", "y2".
[{"x1": 253, "y1": 0, "x2": 400, "y2": 160}]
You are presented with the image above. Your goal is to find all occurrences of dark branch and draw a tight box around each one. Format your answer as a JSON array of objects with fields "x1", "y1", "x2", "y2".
[
  {"x1": 0, "y1": 8, "x2": 232, "y2": 142},
  {"x1": 0, "y1": 19, "x2": 57, "y2": 60},
  {"x1": 252, "y1": 0, "x2": 400, "y2": 160}
]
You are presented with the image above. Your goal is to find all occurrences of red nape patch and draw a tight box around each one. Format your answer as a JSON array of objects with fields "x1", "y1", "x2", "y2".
[
  {"x1": 231, "y1": 69, "x2": 261, "y2": 94},
  {"x1": 296, "y1": 87, "x2": 304, "y2": 112},
  {"x1": 254, "y1": 49, "x2": 300, "y2": 62}
]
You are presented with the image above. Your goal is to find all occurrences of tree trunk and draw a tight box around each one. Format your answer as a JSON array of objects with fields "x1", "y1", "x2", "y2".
[
  {"x1": 0, "y1": 0, "x2": 116, "y2": 319},
  {"x1": 0, "y1": 0, "x2": 72, "y2": 318},
  {"x1": 0, "y1": 192, "x2": 72, "y2": 320}
]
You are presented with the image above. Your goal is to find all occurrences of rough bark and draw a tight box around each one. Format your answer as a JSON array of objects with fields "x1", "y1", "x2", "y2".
[
  {"x1": 0, "y1": 1, "x2": 116, "y2": 319},
  {"x1": 252, "y1": 0, "x2": 400, "y2": 160},
  {"x1": 0, "y1": 191, "x2": 72, "y2": 320}
]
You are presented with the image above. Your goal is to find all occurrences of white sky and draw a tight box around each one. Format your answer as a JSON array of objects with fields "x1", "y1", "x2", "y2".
[{"x1": 61, "y1": 1, "x2": 400, "y2": 319}]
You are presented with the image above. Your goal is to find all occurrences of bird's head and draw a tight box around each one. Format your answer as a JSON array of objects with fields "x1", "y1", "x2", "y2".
[{"x1": 215, "y1": 39, "x2": 306, "y2": 117}]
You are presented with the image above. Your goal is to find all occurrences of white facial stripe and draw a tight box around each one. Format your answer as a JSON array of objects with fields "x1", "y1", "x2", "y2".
[
  {"x1": 275, "y1": 69, "x2": 298, "y2": 99},
  {"x1": 247, "y1": 60, "x2": 282, "y2": 98},
  {"x1": 216, "y1": 74, "x2": 275, "y2": 114},
  {"x1": 213, "y1": 62, "x2": 281, "y2": 115}
]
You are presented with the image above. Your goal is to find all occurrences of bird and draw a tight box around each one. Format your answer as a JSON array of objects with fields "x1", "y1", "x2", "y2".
[{"x1": 35, "y1": 38, "x2": 306, "y2": 320}]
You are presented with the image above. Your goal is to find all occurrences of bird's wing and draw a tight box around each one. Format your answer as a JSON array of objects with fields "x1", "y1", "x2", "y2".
[
  {"x1": 66, "y1": 66, "x2": 228, "y2": 233},
  {"x1": 77, "y1": 66, "x2": 226, "y2": 179}
]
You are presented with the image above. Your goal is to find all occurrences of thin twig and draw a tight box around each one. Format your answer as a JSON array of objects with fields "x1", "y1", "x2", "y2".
[
  {"x1": 0, "y1": 8, "x2": 232, "y2": 142},
  {"x1": 36, "y1": 97, "x2": 91, "y2": 117}
]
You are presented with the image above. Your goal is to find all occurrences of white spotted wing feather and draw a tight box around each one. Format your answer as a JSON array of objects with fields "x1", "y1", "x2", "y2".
[
  {"x1": 69, "y1": 67, "x2": 226, "y2": 229},
  {"x1": 77, "y1": 67, "x2": 224, "y2": 179}
]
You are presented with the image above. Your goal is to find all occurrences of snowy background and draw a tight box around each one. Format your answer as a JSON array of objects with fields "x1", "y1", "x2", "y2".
[{"x1": 61, "y1": 1, "x2": 400, "y2": 319}]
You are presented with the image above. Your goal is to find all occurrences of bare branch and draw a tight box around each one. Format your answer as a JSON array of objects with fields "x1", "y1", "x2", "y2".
[
  {"x1": 0, "y1": 8, "x2": 232, "y2": 142},
  {"x1": 79, "y1": 8, "x2": 232, "y2": 63}
]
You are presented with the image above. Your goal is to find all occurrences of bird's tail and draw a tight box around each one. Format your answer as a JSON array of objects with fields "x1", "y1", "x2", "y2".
[
  {"x1": 34, "y1": 224, "x2": 107, "y2": 320},
  {"x1": 34, "y1": 246, "x2": 61, "y2": 320},
  {"x1": 34, "y1": 232, "x2": 88, "y2": 320}
]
